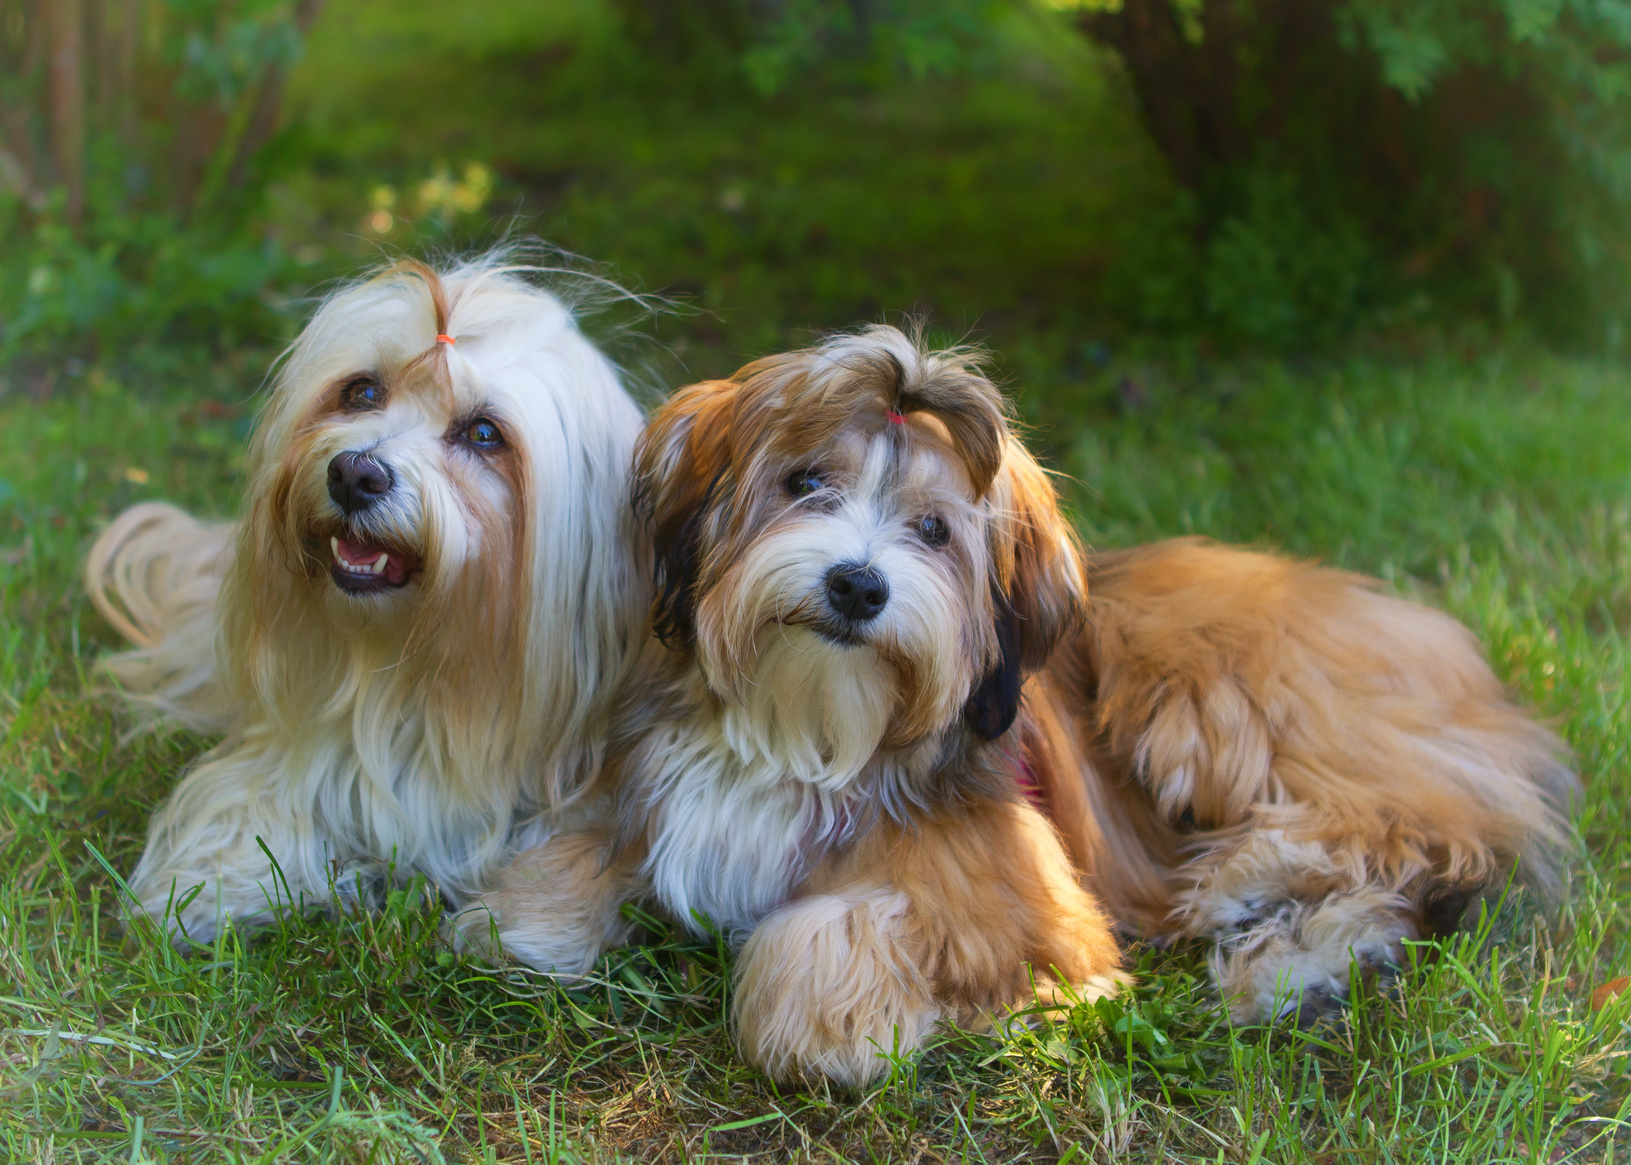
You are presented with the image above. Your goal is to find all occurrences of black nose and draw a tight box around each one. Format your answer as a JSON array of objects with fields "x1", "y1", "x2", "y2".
[
  {"x1": 327, "y1": 451, "x2": 393, "y2": 514},
  {"x1": 826, "y1": 564, "x2": 889, "y2": 622}
]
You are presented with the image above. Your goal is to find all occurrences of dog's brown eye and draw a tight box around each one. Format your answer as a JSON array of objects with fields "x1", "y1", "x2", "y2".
[
  {"x1": 917, "y1": 516, "x2": 950, "y2": 548},
  {"x1": 463, "y1": 418, "x2": 504, "y2": 449},
  {"x1": 339, "y1": 374, "x2": 383, "y2": 412},
  {"x1": 786, "y1": 468, "x2": 824, "y2": 496}
]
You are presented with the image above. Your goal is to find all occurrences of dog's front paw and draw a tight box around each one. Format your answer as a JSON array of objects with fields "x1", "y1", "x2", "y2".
[
  {"x1": 734, "y1": 892, "x2": 941, "y2": 1087},
  {"x1": 447, "y1": 832, "x2": 634, "y2": 976},
  {"x1": 1208, "y1": 886, "x2": 1415, "y2": 1025}
]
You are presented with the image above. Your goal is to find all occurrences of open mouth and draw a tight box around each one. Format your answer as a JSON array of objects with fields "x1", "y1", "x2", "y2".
[{"x1": 329, "y1": 536, "x2": 419, "y2": 594}]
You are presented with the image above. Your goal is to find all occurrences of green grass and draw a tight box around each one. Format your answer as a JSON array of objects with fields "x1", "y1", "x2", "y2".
[{"x1": 3, "y1": 345, "x2": 1631, "y2": 1163}]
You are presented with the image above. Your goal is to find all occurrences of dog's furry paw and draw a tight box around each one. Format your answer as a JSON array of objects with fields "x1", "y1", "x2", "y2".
[
  {"x1": 446, "y1": 833, "x2": 634, "y2": 975},
  {"x1": 1207, "y1": 886, "x2": 1415, "y2": 1024},
  {"x1": 734, "y1": 892, "x2": 942, "y2": 1087}
]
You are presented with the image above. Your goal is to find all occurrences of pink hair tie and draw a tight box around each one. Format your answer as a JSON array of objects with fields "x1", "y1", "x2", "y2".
[
  {"x1": 435, "y1": 334, "x2": 456, "y2": 346},
  {"x1": 885, "y1": 409, "x2": 906, "y2": 425}
]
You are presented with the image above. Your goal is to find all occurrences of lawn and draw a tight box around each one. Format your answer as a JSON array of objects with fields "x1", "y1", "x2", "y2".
[{"x1": 2, "y1": 340, "x2": 1630, "y2": 1163}]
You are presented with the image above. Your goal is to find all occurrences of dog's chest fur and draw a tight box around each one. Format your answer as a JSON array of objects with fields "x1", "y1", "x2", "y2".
[{"x1": 626, "y1": 711, "x2": 861, "y2": 936}]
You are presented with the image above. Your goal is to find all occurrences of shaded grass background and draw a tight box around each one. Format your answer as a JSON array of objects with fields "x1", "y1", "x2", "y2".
[{"x1": 2, "y1": 346, "x2": 1631, "y2": 1161}]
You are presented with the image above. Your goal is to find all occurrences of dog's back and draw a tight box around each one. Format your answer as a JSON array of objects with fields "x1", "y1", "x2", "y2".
[
  {"x1": 84, "y1": 501, "x2": 237, "y2": 734},
  {"x1": 1043, "y1": 536, "x2": 1577, "y2": 1022}
]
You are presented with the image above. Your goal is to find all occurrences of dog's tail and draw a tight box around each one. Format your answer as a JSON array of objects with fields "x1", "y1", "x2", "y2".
[{"x1": 84, "y1": 502, "x2": 238, "y2": 735}]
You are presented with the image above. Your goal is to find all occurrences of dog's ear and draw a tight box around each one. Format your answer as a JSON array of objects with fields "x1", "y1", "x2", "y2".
[
  {"x1": 632, "y1": 380, "x2": 738, "y2": 647},
  {"x1": 965, "y1": 439, "x2": 1085, "y2": 739},
  {"x1": 964, "y1": 585, "x2": 1025, "y2": 739}
]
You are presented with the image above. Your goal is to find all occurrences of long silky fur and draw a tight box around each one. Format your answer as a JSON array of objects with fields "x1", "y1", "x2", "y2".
[
  {"x1": 84, "y1": 502, "x2": 237, "y2": 734},
  {"x1": 85, "y1": 250, "x2": 650, "y2": 941},
  {"x1": 463, "y1": 324, "x2": 1581, "y2": 1055},
  {"x1": 456, "y1": 326, "x2": 1124, "y2": 1087},
  {"x1": 1034, "y1": 538, "x2": 1580, "y2": 1022}
]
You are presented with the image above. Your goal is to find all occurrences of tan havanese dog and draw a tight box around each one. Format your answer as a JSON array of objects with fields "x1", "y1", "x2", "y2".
[
  {"x1": 453, "y1": 325, "x2": 1127, "y2": 1086},
  {"x1": 84, "y1": 252, "x2": 649, "y2": 941},
  {"x1": 459, "y1": 325, "x2": 1577, "y2": 1083}
]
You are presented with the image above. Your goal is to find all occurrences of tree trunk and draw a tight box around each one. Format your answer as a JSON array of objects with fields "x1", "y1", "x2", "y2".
[
  {"x1": 1078, "y1": 0, "x2": 1208, "y2": 189},
  {"x1": 1077, "y1": 0, "x2": 1285, "y2": 195},
  {"x1": 227, "y1": 0, "x2": 325, "y2": 189},
  {"x1": 117, "y1": 0, "x2": 137, "y2": 141},
  {"x1": 47, "y1": 0, "x2": 85, "y2": 224},
  {"x1": 0, "y1": 1, "x2": 47, "y2": 204}
]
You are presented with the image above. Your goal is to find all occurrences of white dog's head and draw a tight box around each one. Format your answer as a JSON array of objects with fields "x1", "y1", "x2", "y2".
[
  {"x1": 221, "y1": 253, "x2": 647, "y2": 798},
  {"x1": 632, "y1": 326, "x2": 1084, "y2": 787}
]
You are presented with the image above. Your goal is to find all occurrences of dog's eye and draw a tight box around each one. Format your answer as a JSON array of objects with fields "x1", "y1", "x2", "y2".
[
  {"x1": 339, "y1": 374, "x2": 384, "y2": 412},
  {"x1": 462, "y1": 418, "x2": 504, "y2": 449},
  {"x1": 785, "y1": 468, "x2": 825, "y2": 497},
  {"x1": 917, "y1": 515, "x2": 951, "y2": 548}
]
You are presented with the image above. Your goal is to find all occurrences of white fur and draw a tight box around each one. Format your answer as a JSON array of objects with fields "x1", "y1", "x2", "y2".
[
  {"x1": 87, "y1": 253, "x2": 649, "y2": 941},
  {"x1": 697, "y1": 432, "x2": 983, "y2": 761},
  {"x1": 636, "y1": 699, "x2": 857, "y2": 936},
  {"x1": 646, "y1": 430, "x2": 984, "y2": 935},
  {"x1": 84, "y1": 502, "x2": 236, "y2": 734}
]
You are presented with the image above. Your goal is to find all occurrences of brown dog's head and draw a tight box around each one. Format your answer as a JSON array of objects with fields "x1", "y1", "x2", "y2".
[{"x1": 633, "y1": 326, "x2": 1084, "y2": 784}]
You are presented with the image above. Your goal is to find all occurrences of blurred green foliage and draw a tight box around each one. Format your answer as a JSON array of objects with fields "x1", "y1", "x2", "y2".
[
  {"x1": 0, "y1": 0, "x2": 322, "y2": 376},
  {"x1": 6, "y1": 0, "x2": 1631, "y2": 380},
  {"x1": 636, "y1": 0, "x2": 1631, "y2": 352},
  {"x1": 1076, "y1": 0, "x2": 1631, "y2": 351}
]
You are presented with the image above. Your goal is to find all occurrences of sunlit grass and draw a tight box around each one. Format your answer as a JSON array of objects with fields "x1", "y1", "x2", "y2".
[{"x1": 2, "y1": 348, "x2": 1630, "y2": 1161}]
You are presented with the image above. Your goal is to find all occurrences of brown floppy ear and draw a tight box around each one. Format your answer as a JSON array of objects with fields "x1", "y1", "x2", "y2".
[
  {"x1": 965, "y1": 438, "x2": 1086, "y2": 739},
  {"x1": 631, "y1": 380, "x2": 738, "y2": 648}
]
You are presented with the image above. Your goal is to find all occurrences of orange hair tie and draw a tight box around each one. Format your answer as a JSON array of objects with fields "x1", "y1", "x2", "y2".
[
  {"x1": 435, "y1": 334, "x2": 456, "y2": 345},
  {"x1": 885, "y1": 409, "x2": 906, "y2": 425}
]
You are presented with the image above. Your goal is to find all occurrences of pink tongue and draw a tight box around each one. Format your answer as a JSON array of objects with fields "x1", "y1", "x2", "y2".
[{"x1": 336, "y1": 538, "x2": 412, "y2": 585}]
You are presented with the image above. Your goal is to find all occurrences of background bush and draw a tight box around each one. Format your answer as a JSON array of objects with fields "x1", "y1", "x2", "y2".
[
  {"x1": 9, "y1": 0, "x2": 1631, "y2": 377},
  {"x1": 0, "y1": 0, "x2": 322, "y2": 376}
]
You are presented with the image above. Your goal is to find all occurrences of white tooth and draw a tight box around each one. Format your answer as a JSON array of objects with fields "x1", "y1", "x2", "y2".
[
  {"x1": 331, "y1": 536, "x2": 342, "y2": 562},
  {"x1": 371, "y1": 553, "x2": 388, "y2": 575}
]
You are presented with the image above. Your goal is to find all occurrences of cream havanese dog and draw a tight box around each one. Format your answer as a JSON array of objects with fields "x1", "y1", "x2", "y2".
[
  {"x1": 459, "y1": 326, "x2": 1576, "y2": 1084},
  {"x1": 85, "y1": 253, "x2": 648, "y2": 941}
]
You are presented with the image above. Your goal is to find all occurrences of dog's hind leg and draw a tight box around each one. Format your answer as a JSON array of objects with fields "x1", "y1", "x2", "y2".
[
  {"x1": 1170, "y1": 826, "x2": 1422, "y2": 1023},
  {"x1": 1203, "y1": 883, "x2": 1417, "y2": 1025},
  {"x1": 1069, "y1": 539, "x2": 1577, "y2": 1023}
]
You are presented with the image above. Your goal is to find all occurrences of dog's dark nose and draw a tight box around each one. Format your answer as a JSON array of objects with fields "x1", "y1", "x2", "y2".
[
  {"x1": 826, "y1": 564, "x2": 889, "y2": 622},
  {"x1": 327, "y1": 451, "x2": 393, "y2": 514}
]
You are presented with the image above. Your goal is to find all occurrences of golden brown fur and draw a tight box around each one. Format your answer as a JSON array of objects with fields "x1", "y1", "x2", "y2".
[
  {"x1": 1040, "y1": 538, "x2": 1577, "y2": 1020},
  {"x1": 737, "y1": 796, "x2": 1122, "y2": 1083},
  {"x1": 455, "y1": 326, "x2": 1125, "y2": 1085},
  {"x1": 463, "y1": 327, "x2": 1575, "y2": 1075}
]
